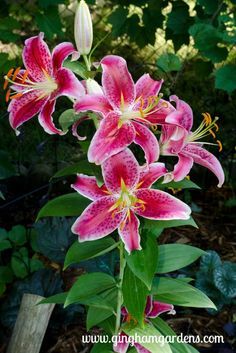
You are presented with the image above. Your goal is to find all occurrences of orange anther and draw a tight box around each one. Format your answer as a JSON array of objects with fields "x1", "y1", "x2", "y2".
[
  {"x1": 3, "y1": 79, "x2": 9, "y2": 90},
  {"x1": 5, "y1": 89, "x2": 11, "y2": 102},
  {"x1": 9, "y1": 92, "x2": 23, "y2": 100},
  {"x1": 217, "y1": 140, "x2": 223, "y2": 152},
  {"x1": 209, "y1": 129, "x2": 216, "y2": 139},
  {"x1": 12, "y1": 67, "x2": 21, "y2": 82},
  {"x1": 214, "y1": 123, "x2": 219, "y2": 132},
  {"x1": 6, "y1": 68, "x2": 14, "y2": 79},
  {"x1": 21, "y1": 69, "x2": 29, "y2": 83}
]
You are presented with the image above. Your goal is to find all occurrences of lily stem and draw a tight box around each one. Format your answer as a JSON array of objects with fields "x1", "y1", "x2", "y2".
[
  {"x1": 115, "y1": 242, "x2": 126, "y2": 335},
  {"x1": 83, "y1": 54, "x2": 91, "y2": 71}
]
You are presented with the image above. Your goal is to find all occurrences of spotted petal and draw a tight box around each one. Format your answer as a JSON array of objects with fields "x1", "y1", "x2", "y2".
[
  {"x1": 53, "y1": 67, "x2": 85, "y2": 100},
  {"x1": 23, "y1": 32, "x2": 52, "y2": 81},
  {"x1": 134, "y1": 189, "x2": 191, "y2": 220},
  {"x1": 139, "y1": 163, "x2": 167, "y2": 188},
  {"x1": 38, "y1": 99, "x2": 64, "y2": 135},
  {"x1": 113, "y1": 332, "x2": 129, "y2": 353},
  {"x1": 102, "y1": 149, "x2": 140, "y2": 193},
  {"x1": 171, "y1": 153, "x2": 193, "y2": 182},
  {"x1": 166, "y1": 95, "x2": 193, "y2": 131},
  {"x1": 101, "y1": 55, "x2": 135, "y2": 110},
  {"x1": 118, "y1": 211, "x2": 141, "y2": 253},
  {"x1": 133, "y1": 121, "x2": 159, "y2": 164},
  {"x1": 74, "y1": 94, "x2": 112, "y2": 117},
  {"x1": 88, "y1": 112, "x2": 136, "y2": 165},
  {"x1": 52, "y1": 42, "x2": 78, "y2": 72},
  {"x1": 71, "y1": 196, "x2": 125, "y2": 241},
  {"x1": 8, "y1": 90, "x2": 48, "y2": 135},
  {"x1": 134, "y1": 343, "x2": 151, "y2": 353},
  {"x1": 135, "y1": 74, "x2": 163, "y2": 100},
  {"x1": 182, "y1": 144, "x2": 225, "y2": 187},
  {"x1": 147, "y1": 301, "x2": 175, "y2": 318},
  {"x1": 71, "y1": 174, "x2": 108, "y2": 201}
]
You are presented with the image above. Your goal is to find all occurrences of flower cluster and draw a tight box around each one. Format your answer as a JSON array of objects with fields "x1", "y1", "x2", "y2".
[{"x1": 3, "y1": 3, "x2": 224, "y2": 253}]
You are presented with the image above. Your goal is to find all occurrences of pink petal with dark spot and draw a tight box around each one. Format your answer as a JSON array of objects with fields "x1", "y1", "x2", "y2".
[
  {"x1": 134, "y1": 343, "x2": 151, "y2": 353},
  {"x1": 53, "y1": 67, "x2": 85, "y2": 100},
  {"x1": 74, "y1": 94, "x2": 112, "y2": 117},
  {"x1": 118, "y1": 210, "x2": 141, "y2": 253},
  {"x1": 133, "y1": 121, "x2": 159, "y2": 164},
  {"x1": 71, "y1": 174, "x2": 108, "y2": 201},
  {"x1": 71, "y1": 196, "x2": 125, "y2": 241},
  {"x1": 134, "y1": 189, "x2": 191, "y2": 220},
  {"x1": 172, "y1": 153, "x2": 193, "y2": 182},
  {"x1": 38, "y1": 99, "x2": 64, "y2": 135},
  {"x1": 8, "y1": 90, "x2": 48, "y2": 134},
  {"x1": 148, "y1": 301, "x2": 175, "y2": 318},
  {"x1": 23, "y1": 32, "x2": 53, "y2": 81},
  {"x1": 139, "y1": 163, "x2": 167, "y2": 188},
  {"x1": 101, "y1": 55, "x2": 135, "y2": 110},
  {"x1": 88, "y1": 112, "x2": 136, "y2": 165},
  {"x1": 135, "y1": 74, "x2": 163, "y2": 100},
  {"x1": 182, "y1": 144, "x2": 224, "y2": 187},
  {"x1": 166, "y1": 95, "x2": 193, "y2": 131},
  {"x1": 102, "y1": 149, "x2": 140, "y2": 193},
  {"x1": 52, "y1": 42, "x2": 78, "y2": 72}
]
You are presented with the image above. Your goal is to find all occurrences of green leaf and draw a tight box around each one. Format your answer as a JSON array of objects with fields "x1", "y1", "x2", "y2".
[
  {"x1": 52, "y1": 160, "x2": 102, "y2": 180},
  {"x1": 122, "y1": 266, "x2": 149, "y2": 326},
  {"x1": 64, "y1": 237, "x2": 118, "y2": 269},
  {"x1": 202, "y1": 46, "x2": 228, "y2": 63},
  {"x1": 123, "y1": 323, "x2": 172, "y2": 353},
  {"x1": 0, "y1": 150, "x2": 17, "y2": 180},
  {"x1": 64, "y1": 60, "x2": 88, "y2": 79},
  {"x1": 8, "y1": 225, "x2": 27, "y2": 246},
  {"x1": 152, "y1": 277, "x2": 216, "y2": 309},
  {"x1": 125, "y1": 233, "x2": 158, "y2": 290},
  {"x1": 156, "y1": 244, "x2": 205, "y2": 273},
  {"x1": 0, "y1": 228, "x2": 8, "y2": 240},
  {"x1": 215, "y1": 64, "x2": 236, "y2": 94},
  {"x1": 154, "y1": 178, "x2": 200, "y2": 190},
  {"x1": 213, "y1": 262, "x2": 236, "y2": 298},
  {"x1": 37, "y1": 193, "x2": 90, "y2": 220},
  {"x1": 35, "y1": 6, "x2": 63, "y2": 40},
  {"x1": 0, "y1": 282, "x2": 6, "y2": 296},
  {"x1": 157, "y1": 53, "x2": 182, "y2": 72},
  {"x1": 86, "y1": 288, "x2": 117, "y2": 330},
  {"x1": 0, "y1": 266, "x2": 14, "y2": 283},
  {"x1": 90, "y1": 342, "x2": 113, "y2": 353},
  {"x1": 30, "y1": 258, "x2": 44, "y2": 273},
  {"x1": 10, "y1": 251, "x2": 29, "y2": 279},
  {"x1": 58, "y1": 109, "x2": 80, "y2": 133},
  {"x1": 0, "y1": 240, "x2": 12, "y2": 252},
  {"x1": 108, "y1": 6, "x2": 129, "y2": 37},
  {"x1": 189, "y1": 23, "x2": 221, "y2": 51},
  {"x1": 197, "y1": 0, "x2": 220, "y2": 14},
  {"x1": 65, "y1": 272, "x2": 116, "y2": 307},
  {"x1": 143, "y1": 217, "x2": 198, "y2": 237},
  {"x1": 40, "y1": 292, "x2": 68, "y2": 304},
  {"x1": 199, "y1": 250, "x2": 221, "y2": 274}
]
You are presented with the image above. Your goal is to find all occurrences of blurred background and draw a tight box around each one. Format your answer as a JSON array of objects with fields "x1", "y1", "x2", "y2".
[{"x1": 0, "y1": 0, "x2": 235, "y2": 352}]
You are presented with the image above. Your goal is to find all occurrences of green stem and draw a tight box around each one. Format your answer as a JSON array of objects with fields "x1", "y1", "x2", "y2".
[
  {"x1": 115, "y1": 242, "x2": 126, "y2": 335},
  {"x1": 83, "y1": 54, "x2": 91, "y2": 71}
]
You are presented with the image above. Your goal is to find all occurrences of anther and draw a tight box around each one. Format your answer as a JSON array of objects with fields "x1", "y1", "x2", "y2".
[
  {"x1": 5, "y1": 89, "x2": 11, "y2": 102},
  {"x1": 217, "y1": 140, "x2": 223, "y2": 152},
  {"x1": 9, "y1": 92, "x2": 23, "y2": 100},
  {"x1": 209, "y1": 129, "x2": 216, "y2": 139},
  {"x1": 21, "y1": 70, "x2": 29, "y2": 83},
  {"x1": 12, "y1": 67, "x2": 21, "y2": 82}
]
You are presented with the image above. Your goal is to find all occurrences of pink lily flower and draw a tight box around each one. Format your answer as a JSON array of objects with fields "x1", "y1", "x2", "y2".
[
  {"x1": 114, "y1": 296, "x2": 175, "y2": 353},
  {"x1": 160, "y1": 95, "x2": 225, "y2": 187},
  {"x1": 74, "y1": 55, "x2": 174, "y2": 165},
  {"x1": 71, "y1": 149, "x2": 191, "y2": 253},
  {"x1": 4, "y1": 33, "x2": 85, "y2": 135}
]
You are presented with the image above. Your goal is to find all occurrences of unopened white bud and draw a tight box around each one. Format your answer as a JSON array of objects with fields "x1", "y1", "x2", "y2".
[
  {"x1": 74, "y1": 0, "x2": 93, "y2": 55},
  {"x1": 86, "y1": 78, "x2": 103, "y2": 94}
]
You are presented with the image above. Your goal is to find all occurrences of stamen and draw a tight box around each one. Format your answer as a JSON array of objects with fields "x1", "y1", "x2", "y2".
[
  {"x1": 214, "y1": 123, "x2": 219, "y2": 132},
  {"x1": 3, "y1": 68, "x2": 14, "y2": 90},
  {"x1": 151, "y1": 125, "x2": 158, "y2": 132},
  {"x1": 209, "y1": 129, "x2": 216, "y2": 139},
  {"x1": 5, "y1": 89, "x2": 11, "y2": 102},
  {"x1": 12, "y1": 67, "x2": 21, "y2": 81},
  {"x1": 21, "y1": 70, "x2": 29, "y2": 83},
  {"x1": 217, "y1": 140, "x2": 223, "y2": 152},
  {"x1": 9, "y1": 92, "x2": 23, "y2": 100}
]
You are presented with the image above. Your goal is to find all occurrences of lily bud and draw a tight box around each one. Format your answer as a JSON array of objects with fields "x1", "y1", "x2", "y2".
[
  {"x1": 86, "y1": 78, "x2": 103, "y2": 94},
  {"x1": 74, "y1": 0, "x2": 93, "y2": 55}
]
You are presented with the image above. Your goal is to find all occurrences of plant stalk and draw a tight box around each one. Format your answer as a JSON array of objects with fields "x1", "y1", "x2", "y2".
[{"x1": 115, "y1": 242, "x2": 126, "y2": 335}]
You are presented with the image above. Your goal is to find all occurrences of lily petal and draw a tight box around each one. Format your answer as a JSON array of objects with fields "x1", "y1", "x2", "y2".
[
  {"x1": 53, "y1": 67, "x2": 85, "y2": 100},
  {"x1": 88, "y1": 112, "x2": 136, "y2": 165},
  {"x1": 171, "y1": 153, "x2": 194, "y2": 182},
  {"x1": 72, "y1": 196, "x2": 125, "y2": 241},
  {"x1": 134, "y1": 343, "x2": 151, "y2": 353},
  {"x1": 52, "y1": 42, "x2": 78, "y2": 72},
  {"x1": 133, "y1": 121, "x2": 159, "y2": 164},
  {"x1": 113, "y1": 332, "x2": 129, "y2": 353},
  {"x1": 102, "y1": 149, "x2": 140, "y2": 193},
  {"x1": 182, "y1": 144, "x2": 225, "y2": 187},
  {"x1": 71, "y1": 174, "x2": 108, "y2": 201},
  {"x1": 134, "y1": 189, "x2": 191, "y2": 220},
  {"x1": 101, "y1": 55, "x2": 135, "y2": 110},
  {"x1": 144, "y1": 296, "x2": 153, "y2": 316},
  {"x1": 139, "y1": 163, "x2": 167, "y2": 188},
  {"x1": 23, "y1": 32, "x2": 52, "y2": 81},
  {"x1": 135, "y1": 74, "x2": 163, "y2": 99},
  {"x1": 8, "y1": 91, "x2": 48, "y2": 134},
  {"x1": 38, "y1": 99, "x2": 64, "y2": 135},
  {"x1": 74, "y1": 94, "x2": 112, "y2": 117},
  {"x1": 148, "y1": 301, "x2": 175, "y2": 318},
  {"x1": 166, "y1": 95, "x2": 193, "y2": 131},
  {"x1": 118, "y1": 211, "x2": 141, "y2": 253}
]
